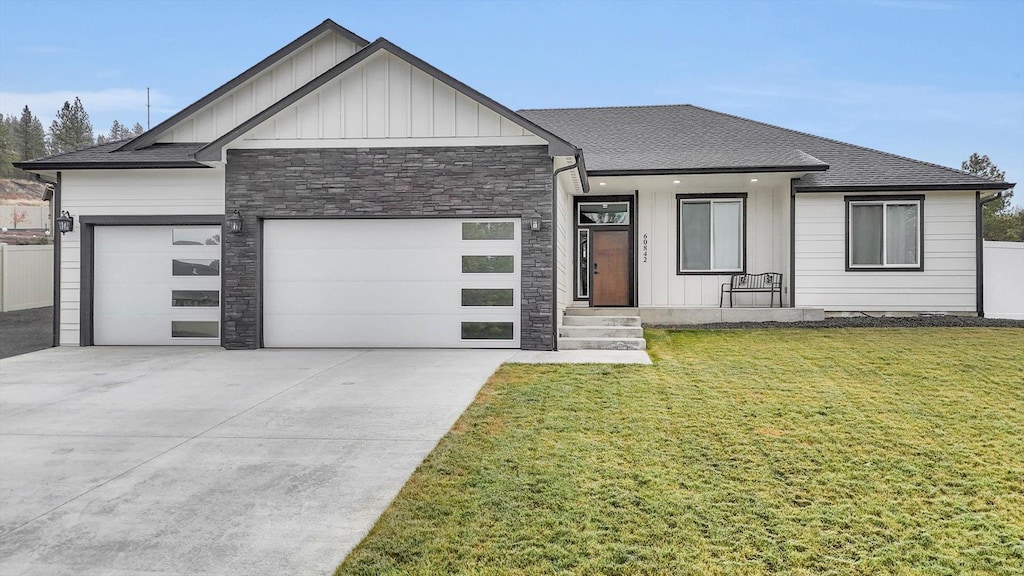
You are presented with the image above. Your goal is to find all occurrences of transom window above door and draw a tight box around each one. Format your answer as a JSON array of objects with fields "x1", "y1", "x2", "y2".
[
  {"x1": 578, "y1": 202, "x2": 630, "y2": 225},
  {"x1": 677, "y1": 194, "x2": 746, "y2": 274}
]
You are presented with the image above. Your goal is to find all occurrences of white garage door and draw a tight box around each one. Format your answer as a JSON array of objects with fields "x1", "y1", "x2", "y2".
[
  {"x1": 94, "y1": 226, "x2": 222, "y2": 345},
  {"x1": 263, "y1": 218, "x2": 521, "y2": 348}
]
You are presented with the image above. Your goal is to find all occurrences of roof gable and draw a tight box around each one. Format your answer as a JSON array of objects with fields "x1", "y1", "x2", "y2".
[
  {"x1": 195, "y1": 38, "x2": 578, "y2": 161},
  {"x1": 119, "y1": 20, "x2": 368, "y2": 151}
]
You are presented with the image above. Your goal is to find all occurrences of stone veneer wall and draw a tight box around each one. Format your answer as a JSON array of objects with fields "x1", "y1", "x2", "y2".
[{"x1": 222, "y1": 145, "x2": 553, "y2": 350}]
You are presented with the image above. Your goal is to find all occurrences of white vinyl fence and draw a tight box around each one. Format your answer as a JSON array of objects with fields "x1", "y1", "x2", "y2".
[
  {"x1": 0, "y1": 243, "x2": 54, "y2": 312},
  {"x1": 984, "y1": 241, "x2": 1024, "y2": 320}
]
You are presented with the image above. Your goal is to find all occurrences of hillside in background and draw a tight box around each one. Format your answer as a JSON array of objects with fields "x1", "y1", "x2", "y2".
[{"x1": 0, "y1": 178, "x2": 48, "y2": 205}]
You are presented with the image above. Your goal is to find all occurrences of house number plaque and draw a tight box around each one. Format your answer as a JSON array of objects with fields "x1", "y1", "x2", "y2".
[{"x1": 642, "y1": 234, "x2": 648, "y2": 263}]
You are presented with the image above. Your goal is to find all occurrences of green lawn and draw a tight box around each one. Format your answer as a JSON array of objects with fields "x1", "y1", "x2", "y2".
[{"x1": 337, "y1": 328, "x2": 1024, "y2": 575}]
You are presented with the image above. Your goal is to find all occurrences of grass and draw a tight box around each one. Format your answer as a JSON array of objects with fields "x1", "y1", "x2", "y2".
[{"x1": 336, "y1": 328, "x2": 1024, "y2": 575}]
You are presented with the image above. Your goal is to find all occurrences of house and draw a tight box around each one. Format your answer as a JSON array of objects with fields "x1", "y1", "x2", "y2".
[{"x1": 15, "y1": 19, "x2": 1012, "y2": 351}]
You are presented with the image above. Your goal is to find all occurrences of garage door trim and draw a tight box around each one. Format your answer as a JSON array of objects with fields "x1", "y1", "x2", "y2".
[{"x1": 79, "y1": 215, "x2": 226, "y2": 346}]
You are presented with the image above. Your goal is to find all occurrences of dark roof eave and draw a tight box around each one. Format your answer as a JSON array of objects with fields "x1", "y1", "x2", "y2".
[
  {"x1": 12, "y1": 161, "x2": 211, "y2": 171},
  {"x1": 117, "y1": 20, "x2": 369, "y2": 152},
  {"x1": 587, "y1": 164, "x2": 830, "y2": 177},
  {"x1": 794, "y1": 182, "x2": 1014, "y2": 193}
]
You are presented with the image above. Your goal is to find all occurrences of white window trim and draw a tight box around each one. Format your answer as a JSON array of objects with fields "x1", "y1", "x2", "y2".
[
  {"x1": 677, "y1": 196, "x2": 745, "y2": 274},
  {"x1": 848, "y1": 199, "x2": 922, "y2": 269}
]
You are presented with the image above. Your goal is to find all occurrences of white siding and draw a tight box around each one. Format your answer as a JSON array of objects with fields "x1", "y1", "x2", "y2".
[
  {"x1": 158, "y1": 31, "x2": 359, "y2": 144},
  {"x1": 637, "y1": 184, "x2": 791, "y2": 307},
  {"x1": 225, "y1": 50, "x2": 542, "y2": 151},
  {"x1": 57, "y1": 169, "x2": 225, "y2": 345},
  {"x1": 794, "y1": 191, "x2": 976, "y2": 312},
  {"x1": 555, "y1": 168, "x2": 572, "y2": 327}
]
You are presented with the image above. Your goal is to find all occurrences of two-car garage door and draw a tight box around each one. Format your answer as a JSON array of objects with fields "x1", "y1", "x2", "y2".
[
  {"x1": 92, "y1": 219, "x2": 521, "y2": 348},
  {"x1": 262, "y1": 219, "x2": 521, "y2": 348}
]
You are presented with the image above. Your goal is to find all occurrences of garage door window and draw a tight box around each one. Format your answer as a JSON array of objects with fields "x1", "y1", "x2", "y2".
[
  {"x1": 462, "y1": 255, "x2": 514, "y2": 273},
  {"x1": 461, "y1": 322, "x2": 514, "y2": 340},
  {"x1": 172, "y1": 290, "x2": 220, "y2": 307},
  {"x1": 171, "y1": 321, "x2": 219, "y2": 339},
  {"x1": 462, "y1": 222, "x2": 515, "y2": 240},
  {"x1": 172, "y1": 259, "x2": 220, "y2": 276},
  {"x1": 172, "y1": 228, "x2": 221, "y2": 246},
  {"x1": 461, "y1": 288, "x2": 514, "y2": 307}
]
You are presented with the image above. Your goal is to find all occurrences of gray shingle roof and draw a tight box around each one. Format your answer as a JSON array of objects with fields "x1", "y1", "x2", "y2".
[
  {"x1": 14, "y1": 142, "x2": 208, "y2": 170},
  {"x1": 519, "y1": 104, "x2": 1012, "y2": 191}
]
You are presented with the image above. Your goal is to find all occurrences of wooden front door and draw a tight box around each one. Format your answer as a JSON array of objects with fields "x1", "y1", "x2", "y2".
[{"x1": 591, "y1": 230, "x2": 631, "y2": 306}]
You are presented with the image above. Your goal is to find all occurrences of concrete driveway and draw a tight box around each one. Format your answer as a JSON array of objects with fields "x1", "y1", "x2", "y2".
[{"x1": 0, "y1": 346, "x2": 514, "y2": 575}]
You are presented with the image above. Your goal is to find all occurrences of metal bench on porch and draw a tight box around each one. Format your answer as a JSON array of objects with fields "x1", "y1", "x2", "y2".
[{"x1": 720, "y1": 273, "x2": 783, "y2": 308}]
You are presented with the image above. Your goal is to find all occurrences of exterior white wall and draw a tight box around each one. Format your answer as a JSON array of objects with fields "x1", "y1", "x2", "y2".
[
  {"x1": 57, "y1": 169, "x2": 225, "y2": 345},
  {"x1": 157, "y1": 31, "x2": 359, "y2": 144},
  {"x1": 555, "y1": 167, "x2": 572, "y2": 327},
  {"x1": 794, "y1": 190, "x2": 976, "y2": 312},
  {"x1": 984, "y1": 241, "x2": 1024, "y2": 319},
  {"x1": 0, "y1": 244, "x2": 53, "y2": 312},
  {"x1": 226, "y1": 50, "x2": 542, "y2": 149},
  {"x1": 636, "y1": 179, "x2": 791, "y2": 307}
]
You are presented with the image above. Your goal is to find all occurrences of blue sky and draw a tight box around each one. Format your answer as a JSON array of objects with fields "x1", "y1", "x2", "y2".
[{"x1": 1, "y1": 0, "x2": 1021, "y2": 204}]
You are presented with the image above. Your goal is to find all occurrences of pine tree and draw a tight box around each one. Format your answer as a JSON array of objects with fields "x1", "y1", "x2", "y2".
[
  {"x1": 14, "y1": 106, "x2": 47, "y2": 161},
  {"x1": 47, "y1": 97, "x2": 94, "y2": 154},
  {"x1": 132, "y1": 122, "x2": 144, "y2": 136},
  {"x1": 0, "y1": 116, "x2": 16, "y2": 177},
  {"x1": 963, "y1": 153, "x2": 1022, "y2": 241}
]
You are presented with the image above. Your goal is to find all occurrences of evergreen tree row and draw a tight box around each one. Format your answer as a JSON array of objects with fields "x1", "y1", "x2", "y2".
[{"x1": 1, "y1": 98, "x2": 144, "y2": 179}]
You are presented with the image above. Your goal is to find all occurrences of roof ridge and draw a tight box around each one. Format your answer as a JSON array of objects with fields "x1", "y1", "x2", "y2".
[
  {"x1": 518, "y1": 103, "x2": 695, "y2": 113},
  {"x1": 683, "y1": 104, "x2": 1012, "y2": 187}
]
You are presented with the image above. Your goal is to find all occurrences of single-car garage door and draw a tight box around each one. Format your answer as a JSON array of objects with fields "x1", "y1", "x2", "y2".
[
  {"x1": 263, "y1": 218, "x2": 521, "y2": 348},
  {"x1": 94, "y1": 225, "x2": 222, "y2": 345}
]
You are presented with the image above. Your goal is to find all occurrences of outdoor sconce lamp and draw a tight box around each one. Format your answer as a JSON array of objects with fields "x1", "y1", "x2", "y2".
[
  {"x1": 55, "y1": 210, "x2": 74, "y2": 235},
  {"x1": 529, "y1": 217, "x2": 541, "y2": 231},
  {"x1": 226, "y1": 210, "x2": 243, "y2": 234}
]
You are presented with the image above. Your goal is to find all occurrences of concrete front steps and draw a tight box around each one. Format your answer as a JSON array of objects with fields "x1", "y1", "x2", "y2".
[{"x1": 559, "y1": 308, "x2": 647, "y2": 351}]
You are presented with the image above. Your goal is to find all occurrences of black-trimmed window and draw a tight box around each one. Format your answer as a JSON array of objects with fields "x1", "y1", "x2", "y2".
[
  {"x1": 677, "y1": 194, "x2": 746, "y2": 274},
  {"x1": 846, "y1": 196, "x2": 923, "y2": 271}
]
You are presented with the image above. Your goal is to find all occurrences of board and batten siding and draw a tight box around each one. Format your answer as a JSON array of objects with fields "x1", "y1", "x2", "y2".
[
  {"x1": 637, "y1": 185, "x2": 790, "y2": 307},
  {"x1": 794, "y1": 191, "x2": 976, "y2": 311},
  {"x1": 57, "y1": 169, "x2": 225, "y2": 345},
  {"x1": 224, "y1": 50, "x2": 542, "y2": 148},
  {"x1": 555, "y1": 166, "x2": 573, "y2": 326},
  {"x1": 156, "y1": 31, "x2": 360, "y2": 144}
]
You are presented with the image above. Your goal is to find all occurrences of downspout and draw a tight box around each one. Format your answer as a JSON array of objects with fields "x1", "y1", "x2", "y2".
[
  {"x1": 53, "y1": 173, "x2": 61, "y2": 346},
  {"x1": 789, "y1": 179, "x2": 797, "y2": 308},
  {"x1": 551, "y1": 152, "x2": 583, "y2": 351},
  {"x1": 976, "y1": 190, "x2": 1005, "y2": 317}
]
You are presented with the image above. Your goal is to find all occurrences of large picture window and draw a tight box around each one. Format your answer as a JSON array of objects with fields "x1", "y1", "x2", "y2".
[
  {"x1": 677, "y1": 194, "x2": 745, "y2": 274},
  {"x1": 847, "y1": 196, "x2": 923, "y2": 270}
]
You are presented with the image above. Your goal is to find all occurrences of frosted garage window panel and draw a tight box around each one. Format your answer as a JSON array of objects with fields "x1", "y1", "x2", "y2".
[
  {"x1": 462, "y1": 222, "x2": 515, "y2": 240},
  {"x1": 462, "y1": 256, "x2": 514, "y2": 273},
  {"x1": 678, "y1": 198, "x2": 744, "y2": 272},
  {"x1": 171, "y1": 321, "x2": 219, "y2": 339}
]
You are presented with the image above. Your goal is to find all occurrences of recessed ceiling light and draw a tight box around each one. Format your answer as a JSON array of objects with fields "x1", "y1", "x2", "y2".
[
  {"x1": 599, "y1": 182, "x2": 606, "y2": 186},
  {"x1": 673, "y1": 180, "x2": 681, "y2": 184},
  {"x1": 750, "y1": 178, "x2": 759, "y2": 182}
]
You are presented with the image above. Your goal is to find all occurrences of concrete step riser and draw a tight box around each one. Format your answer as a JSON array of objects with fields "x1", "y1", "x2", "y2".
[
  {"x1": 559, "y1": 338, "x2": 647, "y2": 351},
  {"x1": 559, "y1": 326, "x2": 645, "y2": 338},
  {"x1": 564, "y1": 308, "x2": 640, "y2": 317},
  {"x1": 562, "y1": 316, "x2": 642, "y2": 327}
]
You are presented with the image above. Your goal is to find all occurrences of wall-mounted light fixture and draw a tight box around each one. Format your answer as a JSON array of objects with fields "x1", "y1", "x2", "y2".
[
  {"x1": 529, "y1": 217, "x2": 541, "y2": 231},
  {"x1": 225, "y1": 210, "x2": 243, "y2": 234},
  {"x1": 55, "y1": 210, "x2": 74, "y2": 235}
]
